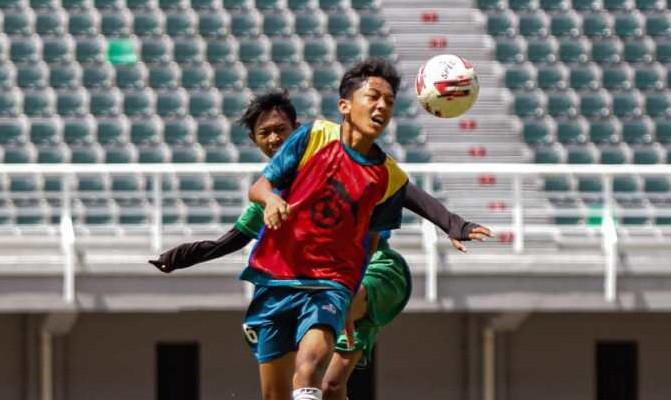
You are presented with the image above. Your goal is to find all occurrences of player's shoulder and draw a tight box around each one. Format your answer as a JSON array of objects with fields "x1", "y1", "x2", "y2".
[{"x1": 308, "y1": 119, "x2": 340, "y2": 141}]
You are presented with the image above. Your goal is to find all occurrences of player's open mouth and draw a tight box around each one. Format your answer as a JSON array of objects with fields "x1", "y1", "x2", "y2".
[{"x1": 371, "y1": 115, "x2": 385, "y2": 127}]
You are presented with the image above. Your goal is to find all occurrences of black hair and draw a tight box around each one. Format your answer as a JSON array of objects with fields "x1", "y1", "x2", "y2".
[
  {"x1": 338, "y1": 58, "x2": 401, "y2": 99},
  {"x1": 237, "y1": 90, "x2": 298, "y2": 133}
]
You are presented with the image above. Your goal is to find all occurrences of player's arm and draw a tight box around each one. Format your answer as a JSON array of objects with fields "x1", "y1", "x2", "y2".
[
  {"x1": 403, "y1": 182, "x2": 493, "y2": 252},
  {"x1": 249, "y1": 177, "x2": 290, "y2": 230},
  {"x1": 148, "y1": 227, "x2": 254, "y2": 273}
]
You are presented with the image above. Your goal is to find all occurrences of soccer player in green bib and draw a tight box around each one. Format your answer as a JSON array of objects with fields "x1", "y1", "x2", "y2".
[{"x1": 149, "y1": 90, "x2": 491, "y2": 400}]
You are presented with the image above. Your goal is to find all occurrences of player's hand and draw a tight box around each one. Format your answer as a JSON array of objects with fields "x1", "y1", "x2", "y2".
[
  {"x1": 450, "y1": 225, "x2": 494, "y2": 253},
  {"x1": 344, "y1": 313, "x2": 356, "y2": 349},
  {"x1": 264, "y1": 195, "x2": 291, "y2": 230},
  {"x1": 148, "y1": 258, "x2": 175, "y2": 273}
]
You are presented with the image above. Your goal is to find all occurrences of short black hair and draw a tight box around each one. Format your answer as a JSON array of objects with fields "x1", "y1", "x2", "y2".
[
  {"x1": 237, "y1": 90, "x2": 298, "y2": 133},
  {"x1": 339, "y1": 58, "x2": 401, "y2": 99}
]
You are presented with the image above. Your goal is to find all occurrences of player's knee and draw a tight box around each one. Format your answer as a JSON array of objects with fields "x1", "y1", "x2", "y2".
[{"x1": 294, "y1": 356, "x2": 327, "y2": 384}]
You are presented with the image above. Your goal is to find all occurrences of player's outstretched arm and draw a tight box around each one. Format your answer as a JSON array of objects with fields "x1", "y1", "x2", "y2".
[
  {"x1": 249, "y1": 176, "x2": 290, "y2": 230},
  {"x1": 148, "y1": 227, "x2": 254, "y2": 273},
  {"x1": 403, "y1": 182, "x2": 493, "y2": 252}
]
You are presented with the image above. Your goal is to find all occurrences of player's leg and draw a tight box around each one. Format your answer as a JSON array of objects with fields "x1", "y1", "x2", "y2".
[
  {"x1": 294, "y1": 325, "x2": 336, "y2": 388},
  {"x1": 259, "y1": 352, "x2": 296, "y2": 400},
  {"x1": 322, "y1": 349, "x2": 364, "y2": 400}
]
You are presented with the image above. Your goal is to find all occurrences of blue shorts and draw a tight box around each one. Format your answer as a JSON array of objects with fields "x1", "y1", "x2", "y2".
[{"x1": 242, "y1": 285, "x2": 351, "y2": 363}]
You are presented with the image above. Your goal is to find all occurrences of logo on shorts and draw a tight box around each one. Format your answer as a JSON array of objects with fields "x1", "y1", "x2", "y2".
[{"x1": 321, "y1": 304, "x2": 337, "y2": 314}]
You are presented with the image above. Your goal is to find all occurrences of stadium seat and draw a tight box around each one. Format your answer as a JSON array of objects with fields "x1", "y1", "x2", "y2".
[
  {"x1": 256, "y1": 0, "x2": 284, "y2": 10},
  {"x1": 89, "y1": 88, "x2": 122, "y2": 116},
  {"x1": 487, "y1": 11, "x2": 518, "y2": 37},
  {"x1": 32, "y1": 0, "x2": 58, "y2": 8},
  {"x1": 645, "y1": 92, "x2": 671, "y2": 117},
  {"x1": 558, "y1": 37, "x2": 590, "y2": 63},
  {"x1": 173, "y1": 36, "x2": 206, "y2": 64},
  {"x1": 280, "y1": 62, "x2": 311, "y2": 89},
  {"x1": 570, "y1": 63, "x2": 601, "y2": 90},
  {"x1": 0, "y1": 117, "x2": 28, "y2": 145},
  {"x1": 0, "y1": 63, "x2": 16, "y2": 89},
  {"x1": 367, "y1": 37, "x2": 396, "y2": 62},
  {"x1": 222, "y1": 89, "x2": 252, "y2": 118},
  {"x1": 393, "y1": 91, "x2": 418, "y2": 118},
  {"x1": 634, "y1": 63, "x2": 666, "y2": 90},
  {"x1": 656, "y1": 118, "x2": 671, "y2": 144},
  {"x1": 514, "y1": 90, "x2": 546, "y2": 117},
  {"x1": 104, "y1": 143, "x2": 138, "y2": 163},
  {"x1": 589, "y1": 117, "x2": 621, "y2": 143},
  {"x1": 140, "y1": 36, "x2": 173, "y2": 64},
  {"x1": 56, "y1": 89, "x2": 89, "y2": 117},
  {"x1": 614, "y1": 11, "x2": 645, "y2": 37},
  {"x1": 320, "y1": 91, "x2": 339, "y2": 119},
  {"x1": 395, "y1": 119, "x2": 425, "y2": 145},
  {"x1": 95, "y1": 0, "x2": 123, "y2": 8},
  {"x1": 288, "y1": 0, "x2": 317, "y2": 10},
  {"x1": 557, "y1": 116, "x2": 589, "y2": 144},
  {"x1": 126, "y1": 0, "x2": 157, "y2": 9},
  {"x1": 115, "y1": 63, "x2": 148, "y2": 90},
  {"x1": 61, "y1": 0, "x2": 92, "y2": 9},
  {"x1": 170, "y1": 143, "x2": 205, "y2": 162},
  {"x1": 528, "y1": 36, "x2": 558, "y2": 62},
  {"x1": 76, "y1": 36, "x2": 107, "y2": 63},
  {"x1": 359, "y1": 12, "x2": 387, "y2": 36},
  {"x1": 50, "y1": 63, "x2": 82, "y2": 89},
  {"x1": 613, "y1": 90, "x2": 644, "y2": 118},
  {"x1": 29, "y1": 116, "x2": 61, "y2": 145},
  {"x1": 36, "y1": 10, "x2": 67, "y2": 35},
  {"x1": 632, "y1": 143, "x2": 664, "y2": 163},
  {"x1": 83, "y1": 63, "x2": 114, "y2": 89},
  {"x1": 181, "y1": 63, "x2": 213, "y2": 89},
  {"x1": 164, "y1": 116, "x2": 196, "y2": 144},
  {"x1": 17, "y1": 63, "x2": 48, "y2": 90},
  {"x1": 10, "y1": 36, "x2": 42, "y2": 64},
  {"x1": 591, "y1": 37, "x2": 623, "y2": 63},
  {"x1": 605, "y1": 0, "x2": 633, "y2": 10},
  {"x1": 602, "y1": 63, "x2": 633, "y2": 90},
  {"x1": 4, "y1": 10, "x2": 35, "y2": 35},
  {"x1": 477, "y1": 0, "x2": 505, "y2": 9},
  {"x1": 111, "y1": 174, "x2": 144, "y2": 195},
  {"x1": 149, "y1": 62, "x2": 181, "y2": 89},
  {"x1": 231, "y1": 10, "x2": 262, "y2": 36},
  {"x1": 246, "y1": 62, "x2": 279, "y2": 91},
  {"x1": 197, "y1": 116, "x2": 229, "y2": 144},
  {"x1": 544, "y1": 174, "x2": 573, "y2": 191},
  {"x1": 0, "y1": 88, "x2": 23, "y2": 117},
  {"x1": 537, "y1": 63, "x2": 568, "y2": 90},
  {"x1": 138, "y1": 142, "x2": 170, "y2": 162},
  {"x1": 64, "y1": 115, "x2": 96, "y2": 144},
  {"x1": 578, "y1": 175, "x2": 602, "y2": 192},
  {"x1": 550, "y1": 11, "x2": 582, "y2": 37},
  {"x1": 637, "y1": 0, "x2": 665, "y2": 10},
  {"x1": 622, "y1": 117, "x2": 653, "y2": 144},
  {"x1": 518, "y1": 11, "x2": 549, "y2": 37},
  {"x1": 404, "y1": 146, "x2": 431, "y2": 163},
  {"x1": 600, "y1": 143, "x2": 631, "y2": 163},
  {"x1": 68, "y1": 10, "x2": 100, "y2": 36},
  {"x1": 229, "y1": 122, "x2": 249, "y2": 144},
  {"x1": 38, "y1": 144, "x2": 70, "y2": 163},
  {"x1": 623, "y1": 37, "x2": 655, "y2": 63},
  {"x1": 507, "y1": 64, "x2": 537, "y2": 90},
  {"x1": 290, "y1": 88, "x2": 320, "y2": 118},
  {"x1": 573, "y1": 0, "x2": 601, "y2": 10},
  {"x1": 567, "y1": 143, "x2": 599, "y2": 163},
  {"x1": 613, "y1": 174, "x2": 640, "y2": 193},
  {"x1": 43, "y1": 36, "x2": 75, "y2": 64},
  {"x1": 294, "y1": 9, "x2": 327, "y2": 36},
  {"x1": 237, "y1": 145, "x2": 267, "y2": 162},
  {"x1": 523, "y1": 116, "x2": 555, "y2": 144},
  {"x1": 206, "y1": 37, "x2": 239, "y2": 64},
  {"x1": 264, "y1": 10, "x2": 295, "y2": 37},
  {"x1": 509, "y1": 0, "x2": 539, "y2": 11},
  {"x1": 583, "y1": 12, "x2": 613, "y2": 37},
  {"x1": 548, "y1": 90, "x2": 579, "y2": 117},
  {"x1": 97, "y1": 116, "x2": 130, "y2": 144},
  {"x1": 130, "y1": 116, "x2": 163, "y2": 144},
  {"x1": 238, "y1": 36, "x2": 271, "y2": 63},
  {"x1": 24, "y1": 89, "x2": 56, "y2": 117},
  {"x1": 644, "y1": 176, "x2": 670, "y2": 193},
  {"x1": 123, "y1": 88, "x2": 156, "y2": 117},
  {"x1": 70, "y1": 143, "x2": 104, "y2": 163},
  {"x1": 655, "y1": 39, "x2": 671, "y2": 63},
  {"x1": 102, "y1": 10, "x2": 132, "y2": 36},
  {"x1": 0, "y1": 0, "x2": 26, "y2": 8},
  {"x1": 214, "y1": 62, "x2": 247, "y2": 90},
  {"x1": 224, "y1": 0, "x2": 252, "y2": 9},
  {"x1": 580, "y1": 90, "x2": 612, "y2": 117},
  {"x1": 188, "y1": 89, "x2": 221, "y2": 117},
  {"x1": 157, "y1": 88, "x2": 188, "y2": 117},
  {"x1": 336, "y1": 36, "x2": 368, "y2": 64},
  {"x1": 495, "y1": 37, "x2": 526, "y2": 63},
  {"x1": 303, "y1": 35, "x2": 335, "y2": 63},
  {"x1": 160, "y1": 0, "x2": 188, "y2": 10},
  {"x1": 4, "y1": 144, "x2": 37, "y2": 163},
  {"x1": 271, "y1": 36, "x2": 302, "y2": 64},
  {"x1": 199, "y1": 11, "x2": 230, "y2": 37},
  {"x1": 645, "y1": 13, "x2": 671, "y2": 37}
]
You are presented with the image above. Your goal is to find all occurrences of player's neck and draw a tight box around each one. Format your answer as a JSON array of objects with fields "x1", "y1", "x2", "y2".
[{"x1": 340, "y1": 120, "x2": 374, "y2": 155}]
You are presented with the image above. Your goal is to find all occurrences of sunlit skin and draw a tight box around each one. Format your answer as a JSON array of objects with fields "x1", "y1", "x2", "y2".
[{"x1": 249, "y1": 108, "x2": 298, "y2": 157}]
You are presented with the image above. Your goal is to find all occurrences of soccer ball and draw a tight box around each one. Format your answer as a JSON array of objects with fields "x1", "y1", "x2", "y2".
[{"x1": 415, "y1": 54, "x2": 479, "y2": 118}]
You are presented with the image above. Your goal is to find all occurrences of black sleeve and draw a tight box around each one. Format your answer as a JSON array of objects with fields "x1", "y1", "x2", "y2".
[
  {"x1": 158, "y1": 227, "x2": 254, "y2": 270},
  {"x1": 402, "y1": 182, "x2": 479, "y2": 240}
]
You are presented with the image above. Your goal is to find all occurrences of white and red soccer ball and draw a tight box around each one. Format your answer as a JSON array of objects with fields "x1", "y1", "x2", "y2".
[{"x1": 415, "y1": 54, "x2": 480, "y2": 118}]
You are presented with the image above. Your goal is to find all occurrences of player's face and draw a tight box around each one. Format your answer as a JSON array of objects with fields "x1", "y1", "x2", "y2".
[
  {"x1": 340, "y1": 76, "x2": 395, "y2": 139},
  {"x1": 251, "y1": 108, "x2": 296, "y2": 157}
]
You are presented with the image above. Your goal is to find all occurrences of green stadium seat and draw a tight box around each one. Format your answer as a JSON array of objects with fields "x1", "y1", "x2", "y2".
[
  {"x1": 336, "y1": 36, "x2": 368, "y2": 64},
  {"x1": 10, "y1": 36, "x2": 42, "y2": 64},
  {"x1": 395, "y1": 119, "x2": 425, "y2": 145},
  {"x1": 17, "y1": 63, "x2": 48, "y2": 89},
  {"x1": 56, "y1": 89, "x2": 88, "y2": 117},
  {"x1": 622, "y1": 116, "x2": 653, "y2": 144},
  {"x1": 256, "y1": 0, "x2": 284, "y2": 10},
  {"x1": 577, "y1": 175, "x2": 602, "y2": 192},
  {"x1": 634, "y1": 63, "x2": 666, "y2": 90},
  {"x1": 509, "y1": 0, "x2": 539, "y2": 11},
  {"x1": 159, "y1": 0, "x2": 187, "y2": 9},
  {"x1": 0, "y1": 0, "x2": 26, "y2": 8},
  {"x1": 199, "y1": 12, "x2": 230, "y2": 37},
  {"x1": 171, "y1": 143, "x2": 205, "y2": 162},
  {"x1": 477, "y1": 0, "x2": 505, "y2": 10},
  {"x1": 519, "y1": 11, "x2": 549, "y2": 37},
  {"x1": 600, "y1": 143, "x2": 631, "y2": 163},
  {"x1": 583, "y1": 12, "x2": 613, "y2": 37},
  {"x1": 537, "y1": 63, "x2": 568, "y2": 90},
  {"x1": 89, "y1": 88, "x2": 122, "y2": 116},
  {"x1": 4, "y1": 11, "x2": 35, "y2": 35},
  {"x1": 181, "y1": 63, "x2": 213, "y2": 89},
  {"x1": 229, "y1": 122, "x2": 249, "y2": 144},
  {"x1": 164, "y1": 116, "x2": 196, "y2": 144},
  {"x1": 111, "y1": 175, "x2": 144, "y2": 196},
  {"x1": 359, "y1": 12, "x2": 387, "y2": 36},
  {"x1": 645, "y1": 13, "x2": 671, "y2": 37},
  {"x1": 567, "y1": 143, "x2": 599, "y2": 163},
  {"x1": 557, "y1": 116, "x2": 589, "y2": 144},
  {"x1": 589, "y1": 117, "x2": 621, "y2": 143},
  {"x1": 81, "y1": 199, "x2": 116, "y2": 225},
  {"x1": 656, "y1": 118, "x2": 671, "y2": 144},
  {"x1": 488, "y1": 11, "x2": 518, "y2": 36},
  {"x1": 320, "y1": 92, "x2": 339, "y2": 119},
  {"x1": 0, "y1": 63, "x2": 16, "y2": 89},
  {"x1": 185, "y1": 199, "x2": 218, "y2": 224},
  {"x1": 623, "y1": 37, "x2": 655, "y2": 63},
  {"x1": 50, "y1": 63, "x2": 82, "y2": 89},
  {"x1": 614, "y1": 11, "x2": 645, "y2": 37},
  {"x1": 70, "y1": 143, "x2": 104, "y2": 163},
  {"x1": 174, "y1": 37, "x2": 206, "y2": 64},
  {"x1": 95, "y1": 0, "x2": 123, "y2": 9},
  {"x1": 104, "y1": 143, "x2": 138, "y2": 163},
  {"x1": 239, "y1": 36, "x2": 271, "y2": 63},
  {"x1": 36, "y1": 10, "x2": 67, "y2": 35},
  {"x1": 205, "y1": 143, "x2": 238, "y2": 162},
  {"x1": 559, "y1": 37, "x2": 589, "y2": 63},
  {"x1": 0, "y1": 117, "x2": 28, "y2": 145},
  {"x1": 214, "y1": 62, "x2": 246, "y2": 90},
  {"x1": 613, "y1": 90, "x2": 643, "y2": 118},
  {"x1": 327, "y1": 11, "x2": 358, "y2": 37},
  {"x1": 38, "y1": 144, "x2": 69, "y2": 163},
  {"x1": 290, "y1": 89, "x2": 320, "y2": 119},
  {"x1": 580, "y1": 90, "x2": 612, "y2": 117},
  {"x1": 527, "y1": 36, "x2": 558, "y2": 62},
  {"x1": 76, "y1": 36, "x2": 107, "y2": 63},
  {"x1": 231, "y1": 10, "x2": 262, "y2": 36},
  {"x1": 24, "y1": 89, "x2": 56, "y2": 117},
  {"x1": 544, "y1": 174, "x2": 573, "y2": 191},
  {"x1": 224, "y1": 0, "x2": 252, "y2": 9},
  {"x1": 404, "y1": 146, "x2": 432, "y2": 163},
  {"x1": 68, "y1": 10, "x2": 100, "y2": 36},
  {"x1": 303, "y1": 36, "x2": 335, "y2": 63},
  {"x1": 312, "y1": 63, "x2": 342, "y2": 91},
  {"x1": 655, "y1": 39, "x2": 671, "y2": 63},
  {"x1": 272, "y1": 36, "x2": 302, "y2": 64},
  {"x1": 64, "y1": 116, "x2": 95, "y2": 144},
  {"x1": 189, "y1": 89, "x2": 221, "y2": 117},
  {"x1": 606, "y1": 0, "x2": 634, "y2": 10},
  {"x1": 32, "y1": 0, "x2": 58, "y2": 8},
  {"x1": 280, "y1": 62, "x2": 311, "y2": 89},
  {"x1": 0, "y1": 88, "x2": 22, "y2": 117},
  {"x1": 0, "y1": 36, "x2": 8, "y2": 63},
  {"x1": 602, "y1": 63, "x2": 632, "y2": 90},
  {"x1": 505, "y1": 63, "x2": 536, "y2": 90},
  {"x1": 131, "y1": 116, "x2": 163, "y2": 144},
  {"x1": 115, "y1": 63, "x2": 148, "y2": 89},
  {"x1": 148, "y1": 62, "x2": 181, "y2": 89},
  {"x1": 83, "y1": 63, "x2": 114, "y2": 90},
  {"x1": 222, "y1": 89, "x2": 252, "y2": 118},
  {"x1": 644, "y1": 176, "x2": 670, "y2": 192},
  {"x1": 319, "y1": 0, "x2": 347, "y2": 10},
  {"x1": 140, "y1": 36, "x2": 173, "y2": 64},
  {"x1": 206, "y1": 37, "x2": 238, "y2": 64},
  {"x1": 637, "y1": 0, "x2": 666, "y2": 10},
  {"x1": 646, "y1": 92, "x2": 671, "y2": 117},
  {"x1": 514, "y1": 90, "x2": 546, "y2": 117},
  {"x1": 29, "y1": 117, "x2": 60, "y2": 145},
  {"x1": 43, "y1": 36, "x2": 75, "y2": 64},
  {"x1": 123, "y1": 89, "x2": 156, "y2": 117},
  {"x1": 126, "y1": 0, "x2": 157, "y2": 9},
  {"x1": 295, "y1": 9, "x2": 327, "y2": 36},
  {"x1": 264, "y1": 11, "x2": 295, "y2": 37},
  {"x1": 613, "y1": 175, "x2": 640, "y2": 193},
  {"x1": 632, "y1": 143, "x2": 664, "y2": 163},
  {"x1": 179, "y1": 173, "x2": 210, "y2": 192},
  {"x1": 15, "y1": 199, "x2": 50, "y2": 225},
  {"x1": 61, "y1": 0, "x2": 92, "y2": 9},
  {"x1": 246, "y1": 62, "x2": 279, "y2": 91},
  {"x1": 97, "y1": 116, "x2": 130, "y2": 144},
  {"x1": 393, "y1": 91, "x2": 418, "y2": 118},
  {"x1": 368, "y1": 37, "x2": 397, "y2": 62},
  {"x1": 102, "y1": 10, "x2": 132, "y2": 36},
  {"x1": 548, "y1": 90, "x2": 579, "y2": 117},
  {"x1": 570, "y1": 63, "x2": 601, "y2": 90},
  {"x1": 4, "y1": 144, "x2": 37, "y2": 163},
  {"x1": 157, "y1": 89, "x2": 188, "y2": 117},
  {"x1": 550, "y1": 11, "x2": 581, "y2": 37},
  {"x1": 138, "y1": 143, "x2": 170, "y2": 162},
  {"x1": 197, "y1": 116, "x2": 229, "y2": 144},
  {"x1": 523, "y1": 116, "x2": 555, "y2": 144},
  {"x1": 289, "y1": 0, "x2": 317, "y2": 10},
  {"x1": 574, "y1": 0, "x2": 603, "y2": 9}
]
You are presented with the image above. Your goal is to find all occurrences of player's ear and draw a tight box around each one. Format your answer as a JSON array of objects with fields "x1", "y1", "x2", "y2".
[{"x1": 338, "y1": 98, "x2": 352, "y2": 115}]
